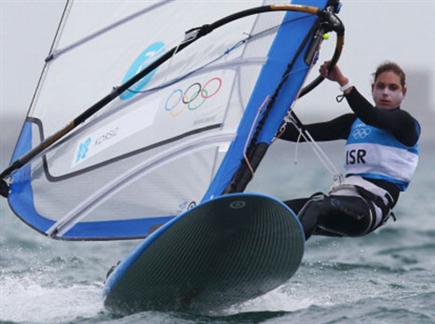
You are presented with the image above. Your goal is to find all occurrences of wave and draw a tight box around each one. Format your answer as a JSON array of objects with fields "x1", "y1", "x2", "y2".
[{"x1": 271, "y1": 293, "x2": 435, "y2": 324}]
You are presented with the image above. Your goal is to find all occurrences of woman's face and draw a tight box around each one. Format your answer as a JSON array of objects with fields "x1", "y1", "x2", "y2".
[{"x1": 372, "y1": 71, "x2": 406, "y2": 110}]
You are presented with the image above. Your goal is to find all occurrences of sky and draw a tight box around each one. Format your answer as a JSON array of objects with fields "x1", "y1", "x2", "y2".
[{"x1": 1, "y1": 0, "x2": 435, "y2": 168}]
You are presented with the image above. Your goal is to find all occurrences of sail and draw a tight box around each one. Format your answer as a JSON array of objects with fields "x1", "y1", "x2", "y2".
[{"x1": 7, "y1": 0, "x2": 336, "y2": 240}]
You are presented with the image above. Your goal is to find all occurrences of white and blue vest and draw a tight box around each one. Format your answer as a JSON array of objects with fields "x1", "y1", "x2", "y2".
[{"x1": 344, "y1": 118, "x2": 419, "y2": 191}]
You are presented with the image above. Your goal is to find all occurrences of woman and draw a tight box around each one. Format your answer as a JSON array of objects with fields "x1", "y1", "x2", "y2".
[{"x1": 281, "y1": 62, "x2": 420, "y2": 240}]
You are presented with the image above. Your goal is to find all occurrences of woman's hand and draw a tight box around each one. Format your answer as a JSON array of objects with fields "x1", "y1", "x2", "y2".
[{"x1": 319, "y1": 61, "x2": 348, "y2": 86}]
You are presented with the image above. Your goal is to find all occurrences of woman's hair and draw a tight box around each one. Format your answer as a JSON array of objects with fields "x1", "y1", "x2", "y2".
[{"x1": 373, "y1": 62, "x2": 406, "y2": 87}]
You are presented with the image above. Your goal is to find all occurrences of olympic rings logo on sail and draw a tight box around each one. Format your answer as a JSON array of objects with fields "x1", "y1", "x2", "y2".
[
  {"x1": 352, "y1": 127, "x2": 371, "y2": 140},
  {"x1": 164, "y1": 77, "x2": 222, "y2": 116}
]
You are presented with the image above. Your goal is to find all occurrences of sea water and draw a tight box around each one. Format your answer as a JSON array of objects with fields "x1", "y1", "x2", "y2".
[{"x1": 1, "y1": 141, "x2": 434, "y2": 324}]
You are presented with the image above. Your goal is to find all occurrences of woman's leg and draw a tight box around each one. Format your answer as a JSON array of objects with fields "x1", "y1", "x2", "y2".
[{"x1": 288, "y1": 194, "x2": 374, "y2": 240}]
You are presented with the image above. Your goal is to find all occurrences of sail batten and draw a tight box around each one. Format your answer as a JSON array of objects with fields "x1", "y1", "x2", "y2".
[{"x1": 48, "y1": 1, "x2": 176, "y2": 62}]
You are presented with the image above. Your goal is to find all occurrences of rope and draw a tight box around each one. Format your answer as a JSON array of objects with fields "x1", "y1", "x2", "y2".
[{"x1": 282, "y1": 113, "x2": 344, "y2": 184}]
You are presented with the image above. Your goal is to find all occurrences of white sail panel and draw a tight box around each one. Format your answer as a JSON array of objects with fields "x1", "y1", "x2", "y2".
[
  {"x1": 30, "y1": 0, "x2": 279, "y2": 176},
  {"x1": 10, "y1": 0, "x2": 291, "y2": 238}
]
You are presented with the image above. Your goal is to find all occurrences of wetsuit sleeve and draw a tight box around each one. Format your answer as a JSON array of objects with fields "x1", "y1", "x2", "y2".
[
  {"x1": 345, "y1": 87, "x2": 420, "y2": 146},
  {"x1": 279, "y1": 113, "x2": 355, "y2": 142}
]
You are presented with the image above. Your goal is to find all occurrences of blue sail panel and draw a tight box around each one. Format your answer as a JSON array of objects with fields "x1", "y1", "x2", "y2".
[{"x1": 203, "y1": 0, "x2": 330, "y2": 200}]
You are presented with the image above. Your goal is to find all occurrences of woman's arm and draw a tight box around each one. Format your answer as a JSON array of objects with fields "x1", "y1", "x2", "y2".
[{"x1": 280, "y1": 113, "x2": 355, "y2": 142}]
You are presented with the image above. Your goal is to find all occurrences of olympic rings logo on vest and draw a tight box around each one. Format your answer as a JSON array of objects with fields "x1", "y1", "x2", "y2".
[
  {"x1": 164, "y1": 77, "x2": 223, "y2": 117},
  {"x1": 352, "y1": 127, "x2": 371, "y2": 140}
]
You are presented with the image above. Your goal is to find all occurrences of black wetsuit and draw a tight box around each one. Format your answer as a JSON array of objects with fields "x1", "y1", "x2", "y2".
[{"x1": 281, "y1": 87, "x2": 420, "y2": 239}]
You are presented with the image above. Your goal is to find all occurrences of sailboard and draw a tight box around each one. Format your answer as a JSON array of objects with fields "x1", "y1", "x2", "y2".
[
  {"x1": 1, "y1": 0, "x2": 345, "y2": 313},
  {"x1": 103, "y1": 193, "x2": 305, "y2": 313}
]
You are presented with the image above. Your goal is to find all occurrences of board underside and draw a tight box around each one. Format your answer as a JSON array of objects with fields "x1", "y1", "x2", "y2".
[{"x1": 104, "y1": 193, "x2": 304, "y2": 313}]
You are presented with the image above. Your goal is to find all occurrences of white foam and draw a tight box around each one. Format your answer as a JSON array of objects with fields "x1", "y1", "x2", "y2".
[{"x1": 0, "y1": 274, "x2": 103, "y2": 323}]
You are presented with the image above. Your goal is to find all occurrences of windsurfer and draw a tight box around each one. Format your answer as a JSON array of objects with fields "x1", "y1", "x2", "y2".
[{"x1": 281, "y1": 61, "x2": 420, "y2": 240}]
